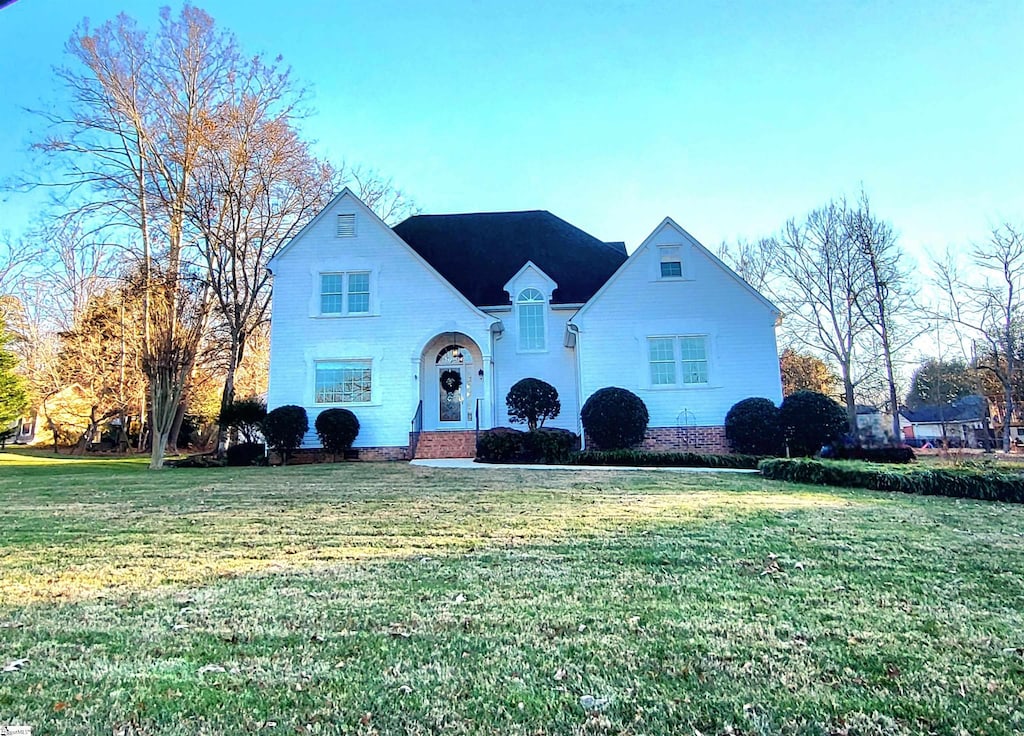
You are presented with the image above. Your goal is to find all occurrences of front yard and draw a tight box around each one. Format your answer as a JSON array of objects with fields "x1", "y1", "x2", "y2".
[{"x1": 1, "y1": 452, "x2": 1022, "y2": 734}]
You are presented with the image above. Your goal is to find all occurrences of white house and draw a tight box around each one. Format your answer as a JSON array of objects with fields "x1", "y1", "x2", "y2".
[{"x1": 266, "y1": 189, "x2": 782, "y2": 459}]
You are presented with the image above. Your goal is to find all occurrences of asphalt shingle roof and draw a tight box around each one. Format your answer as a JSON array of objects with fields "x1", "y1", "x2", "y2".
[
  {"x1": 393, "y1": 210, "x2": 628, "y2": 306},
  {"x1": 900, "y1": 395, "x2": 988, "y2": 423}
]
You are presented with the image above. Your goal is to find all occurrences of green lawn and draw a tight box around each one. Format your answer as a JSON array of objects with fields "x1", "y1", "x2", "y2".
[{"x1": 1, "y1": 452, "x2": 1022, "y2": 735}]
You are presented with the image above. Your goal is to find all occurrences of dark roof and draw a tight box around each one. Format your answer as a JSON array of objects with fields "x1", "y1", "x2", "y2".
[
  {"x1": 393, "y1": 210, "x2": 628, "y2": 306},
  {"x1": 901, "y1": 395, "x2": 989, "y2": 424}
]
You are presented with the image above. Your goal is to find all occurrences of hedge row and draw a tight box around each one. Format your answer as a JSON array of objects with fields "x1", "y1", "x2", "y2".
[
  {"x1": 828, "y1": 445, "x2": 916, "y2": 464},
  {"x1": 476, "y1": 427, "x2": 580, "y2": 464},
  {"x1": 759, "y1": 458, "x2": 1024, "y2": 503},
  {"x1": 569, "y1": 449, "x2": 762, "y2": 469}
]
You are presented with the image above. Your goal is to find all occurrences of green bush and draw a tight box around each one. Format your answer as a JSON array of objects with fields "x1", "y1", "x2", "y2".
[
  {"x1": 225, "y1": 441, "x2": 266, "y2": 467},
  {"x1": 315, "y1": 408, "x2": 360, "y2": 459},
  {"x1": 476, "y1": 427, "x2": 579, "y2": 464},
  {"x1": 506, "y1": 378, "x2": 561, "y2": 430},
  {"x1": 581, "y1": 387, "x2": 649, "y2": 450},
  {"x1": 261, "y1": 405, "x2": 308, "y2": 465},
  {"x1": 759, "y1": 458, "x2": 1024, "y2": 503},
  {"x1": 570, "y1": 449, "x2": 762, "y2": 469},
  {"x1": 779, "y1": 390, "x2": 847, "y2": 457},
  {"x1": 831, "y1": 445, "x2": 916, "y2": 464},
  {"x1": 219, "y1": 397, "x2": 267, "y2": 443},
  {"x1": 725, "y1": 397, "x2": 783, "y2": 455}
]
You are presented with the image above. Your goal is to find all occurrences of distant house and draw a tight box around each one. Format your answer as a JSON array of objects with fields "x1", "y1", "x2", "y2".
[
  {"x1": 855, "y1": 404, "x2": 893, "y2": 443},
  {"x1": 898, "y1": 395, "x2": 990, "y2": 447},
  {"x1": 266, "y1": 189, "x2": 783, "y2": 459}
]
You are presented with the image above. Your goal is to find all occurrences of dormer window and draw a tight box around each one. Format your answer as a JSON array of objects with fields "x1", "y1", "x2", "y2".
[
  {"x1": 336, "y1": 214, "x2": 356, "y2": 237},
  {"x1": 659, "y1": 246, "x2": 683, "y2": 279},
  {"x1": 517, "y1": 288, "x2": 546, "y2": 351}
]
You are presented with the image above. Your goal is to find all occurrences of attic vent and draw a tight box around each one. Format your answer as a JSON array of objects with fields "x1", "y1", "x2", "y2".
[{"x1": 336, "y1": 214, "x2": 356, "y2": 237}]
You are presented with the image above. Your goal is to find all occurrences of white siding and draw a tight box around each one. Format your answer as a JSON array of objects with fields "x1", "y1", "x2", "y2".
[
  {"x1": 268, "y1": 192, "x2": 492, "y2": 448},
  {"x1": 573, "y1": 221, "x2": 782, "y2": 430}
]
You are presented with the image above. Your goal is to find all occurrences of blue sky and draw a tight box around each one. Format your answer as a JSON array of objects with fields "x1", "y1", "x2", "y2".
[{"x1": 1, "y1": 0, "x2": 1022, "y2": 262}]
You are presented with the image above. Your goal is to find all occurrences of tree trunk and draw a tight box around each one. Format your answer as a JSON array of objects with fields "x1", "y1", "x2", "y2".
[
  {"x1": 215, "y1": 341, "x2": 239, "y2": 457},
  {"x1": 841, "y1": 363, "x2": 857, "y2": 437},
  {"x1": 1003, "y1": 382, "x2": 1013, "y2": 452},
  {"x1": 167, "y1": 399, "x2": 187, "y2": 453}
]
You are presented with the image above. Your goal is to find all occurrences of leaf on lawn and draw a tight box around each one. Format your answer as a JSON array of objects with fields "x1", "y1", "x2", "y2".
[
  {"x1": 454, "y1": 593, "x2": 466, "y2": 604},
  {"x1": 579, "y1": 694, "x2": 609, "y2": 712},
  {"x1": 53, "y1": 701, "x2": 67, "y2": 711},
  {"x1": 360, "y1": 712, "x2": 372, "y2": 725},
  {"x1": 398, "y1": 684, "x2": 414, "y2": 695},
  {"x1": 554, "y1": 667, "x2": 567, "y2": 681},
  {"x1": 388, "y1": 623, "x2": 410, "y2": 638},
  {"x1": 197, "y1": 664, "x2": 226, "y2": 674},
  {"x1": 2, "y1": 658, "x2": 28, "y2": 672}
]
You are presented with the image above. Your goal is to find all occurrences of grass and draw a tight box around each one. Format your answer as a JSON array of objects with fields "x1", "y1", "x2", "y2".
[{"x1": 1, "y1": 451, "x2": 1023, "y2": 734}]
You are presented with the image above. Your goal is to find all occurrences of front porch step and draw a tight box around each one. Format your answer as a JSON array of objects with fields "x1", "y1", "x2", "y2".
[{"x1": 412, "y1": 430, "x2": 477, "y2": 459}]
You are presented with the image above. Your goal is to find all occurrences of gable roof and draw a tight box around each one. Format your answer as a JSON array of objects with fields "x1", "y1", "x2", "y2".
[
  {"x1": 900, "y1": 395, "x2": 989, "y2": 424},
  {"x1": 572, "y1": 216, "x2": 781, "y2": 322},
  {"x1": 392, "y1": 211, "x2": 627, "y2": 306}
]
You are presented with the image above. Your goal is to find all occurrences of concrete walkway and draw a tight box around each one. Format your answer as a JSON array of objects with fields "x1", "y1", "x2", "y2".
[{"x1": 410, "y1": 458, "x2": 758, "y2": 473}]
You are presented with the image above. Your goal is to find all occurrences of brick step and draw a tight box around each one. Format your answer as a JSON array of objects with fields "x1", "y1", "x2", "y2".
[{"x1": 413, "y1": 430, "x2": 477, "y2": 459}]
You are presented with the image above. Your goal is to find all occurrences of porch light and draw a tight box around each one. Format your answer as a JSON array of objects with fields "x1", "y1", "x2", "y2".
[{"x1": 451, "y1": 331, "x2": 464, "y2": 363}]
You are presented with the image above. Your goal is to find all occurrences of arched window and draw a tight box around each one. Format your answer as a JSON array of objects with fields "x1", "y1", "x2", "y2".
[{"x1": 517, "y1": 288, "x2": 546, "y2": 351}]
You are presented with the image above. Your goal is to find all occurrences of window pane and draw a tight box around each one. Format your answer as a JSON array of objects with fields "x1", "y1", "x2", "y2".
[
  {"x1": 648, "y1": 338, "x2": 676, "y2": 385},
  {"x1": 660, "y1": 261, "x2": 682, "y2": 278},
  {"x1": 320, "y1": 274, "x2": 343, "y2": 314},
  {"x1": 519, "y1": 303, "x2": 545, "y2": 350},
  {"x1": 348, "y1": 272, "x2": 370, "y2": 313},
  {"x1": 315, "y1": 362, "x2": 371, "y2": 403},
  {"x1": 679, "y1": 336, "x2": 708, "y2": 384}
]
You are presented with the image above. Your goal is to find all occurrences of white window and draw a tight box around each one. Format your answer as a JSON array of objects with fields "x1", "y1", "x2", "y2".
[
  {"x1": 315, "y1": 360, "x2": 372, "y2": 404},
  {"x1": 659, "y1": 246, "x2": 683, "y2": 279},
  {"x1": 648, "y1": 336, "x2": 709, "y2": 386},
  {"x1": 337, "y1": 214, "x2": 356, "y2": 237},
  {"x1": 517, "y1": 288, "x2": 546, "y2": 351},
  {"x1": 320, "y1": 271, "x2": 371, "y2": 316}
]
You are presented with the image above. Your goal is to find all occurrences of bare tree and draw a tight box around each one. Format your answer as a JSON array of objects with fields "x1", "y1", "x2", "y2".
[
  {"x1": 845, "y1": 194, "x2": 918, "y2": 439},
  {"x1": 717, "y1": 237, "x2": 773, "y2": 291},
  {"x1": 35, "y1": 7, "x2": 255, "y2": 467},
  {"x1": 932, "y1": 224, "x2": 1024, "y2": 451},
  {"x1": 764, "y1": 202, "x2": 872, "y2": 434}
]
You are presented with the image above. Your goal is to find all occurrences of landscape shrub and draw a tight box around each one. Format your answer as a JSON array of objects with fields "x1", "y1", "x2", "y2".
[
  {"x1": 580, "y1": 387, "x2": 649, "y2": 450},
  {"x1": 830, "y1": 445, "x2": 915, "y2": 464},
  {"x1": 724, "y1": 397, "x2": 783, "y2": 455},
  {"x1": 219, "y1": 397, "x2": 267, "y2": 444},
  {"x1": 261, "y1": 405, "x2": 308, "y2": 465},
  {"x1": 168, "y1": 453, "x2": 225, "y2": 469},
  {"x1": 225, "y1": 441, "x2": 266, "y2": 467},
  {"x1": 570, "y1": 449, "x2": 761, "y2": 469},
  {"x1": 476, "y1": 427, "x2": 580, "y2": 464},
  {"x1": 779, "y1": 390, "x2": 847, "y2": 457},
  {"x1": 506, "y1": 378, "x2": 561, "y2": 430},
  {"x1": 315, "y1": 408, "x2": 360, "y2": 459},
  {"x1": 759, "y1": 458, "x2": 1024, "y2": 503}
]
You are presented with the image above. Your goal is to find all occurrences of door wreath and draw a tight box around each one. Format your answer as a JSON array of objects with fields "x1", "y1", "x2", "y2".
[{"x1": 440, "y1": 369, "x2": 462, "y2": 395}]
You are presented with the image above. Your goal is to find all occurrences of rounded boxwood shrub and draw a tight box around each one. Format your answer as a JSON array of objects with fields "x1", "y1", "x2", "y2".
[
  {"x1": 779, "y1": 390, "x2": 847, "y2": 457},
  {"x1": 315, "y1": 408, "x2": 360, "y2": 459},
  {"x1": 581, "y1": 387, "x2": 649, "y2": 450},
  {"x1": 261, "y1": 404, "x2": 308, "y2": 465},
  {"x1": 506, "y1": 378, "x2": 561, "y2": 430},
  {"x1": 725, "y1": 397, "x2": 783, "y2": 456},
  {"x1": 476, "y1": 426, "x2": 580, "y2": 464}
]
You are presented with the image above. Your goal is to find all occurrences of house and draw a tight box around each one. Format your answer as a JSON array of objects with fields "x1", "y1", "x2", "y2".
[
  {"x1": 898, "y1": 395, "x2": 991, "y2": 447},
  {"x1": 855, "y1": 404, "x2": 894, "y2": 444},
  {"x1": 266, "y1": 189, "x2": 783, "y2": 459}
]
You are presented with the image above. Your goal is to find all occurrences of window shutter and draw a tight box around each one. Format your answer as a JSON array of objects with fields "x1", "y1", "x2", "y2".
[{"x1": 336, "y1": 214, "x2": 356, "y2": 237}]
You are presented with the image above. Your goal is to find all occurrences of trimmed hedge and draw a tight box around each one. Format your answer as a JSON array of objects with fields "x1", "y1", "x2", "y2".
[
  {"x1": 581, "y1": 387, "x2": 649, "y2": 450},
  {"x1": 725, "y1": 397, "x2": 783, "y2": 456},
  {"x1": 759, "y1": 458, "x2": 1024, "y2": 503},
  {"x1": 569, "y1": 449, "x2": 762, "y2": 469},
  {"x1": 315, "y1": 408, "x2": 360, "y2": 458},
  {"x1": 829, "y1": 445, "x2": 916, "y2": 464},
  {"x1": 476, "y1": 427, "x2": 580, "y2": 464},
  {"x1": 226, "y1": 441, "x2": 266, "y2": 467}
]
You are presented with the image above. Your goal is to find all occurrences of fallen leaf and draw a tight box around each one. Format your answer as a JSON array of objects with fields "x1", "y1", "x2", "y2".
[
  {"x1": 2, "y1": 658, "x2": 28, "y2": 673},
  {"x1": 197, "y1": 664, "x2": 226, "y2": 675},
  {"x1": 54, "y1": 701, "x2": 67, "y2": 711},
  {"x1": 554, "y1": 668, "x2": 567, "y2": 681}
]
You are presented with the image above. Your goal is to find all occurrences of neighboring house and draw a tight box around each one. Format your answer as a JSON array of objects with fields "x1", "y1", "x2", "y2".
[
  {"x1": 15, "y1": 384, "x2": 96, "y2": 447},
  {"x1": 266, "y1": 189, "x2": 783, "y2": 459},
  {"x1": 898, "y1": 395, "x2": 990, "y2": 447},
  {"x1": 855, "y1": 404, "x2": 893, "y2": 443}
]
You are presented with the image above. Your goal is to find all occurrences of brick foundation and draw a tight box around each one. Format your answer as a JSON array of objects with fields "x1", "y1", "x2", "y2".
[
  {"x1": 641, "y1": 425, "x2": 730, "y2": 453},
  {"x1": 273, "y1": 445, "x2": 410, "y2": 463},
  {"x1": 412, "y1": 430, "x2": 477, "y2": 459}
]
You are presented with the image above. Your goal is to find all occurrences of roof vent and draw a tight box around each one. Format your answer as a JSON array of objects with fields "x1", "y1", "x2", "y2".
[{"x1": 336, "y1": 214, "x2": 356, "y2": 237}]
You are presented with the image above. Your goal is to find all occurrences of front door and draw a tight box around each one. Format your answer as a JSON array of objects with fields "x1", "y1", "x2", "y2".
[{"x1": 435, "y1": 345, "x2": 473, "y2": 429}]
